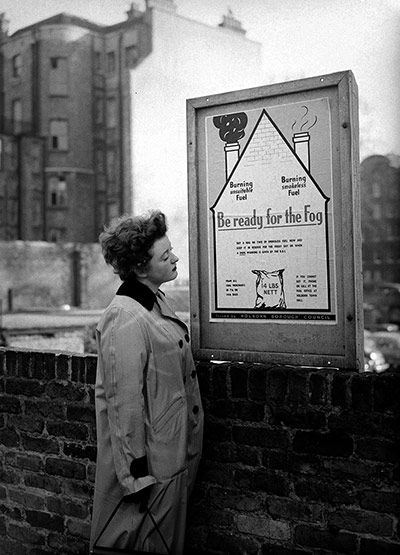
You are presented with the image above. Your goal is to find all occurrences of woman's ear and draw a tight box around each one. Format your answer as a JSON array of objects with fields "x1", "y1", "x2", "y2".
[{"x1": 134, "y1": 263, "x2": 148, "y2": 278}]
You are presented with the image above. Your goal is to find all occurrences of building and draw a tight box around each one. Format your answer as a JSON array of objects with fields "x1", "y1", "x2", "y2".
[
  {"x1": 361, "y1": 154, "x2": 400, "y2": 284},
  {"x1": 0, "y1": 0, "x2": 263, "y2": 267}
]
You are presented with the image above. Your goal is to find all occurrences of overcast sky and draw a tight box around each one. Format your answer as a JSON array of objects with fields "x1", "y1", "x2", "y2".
[{"x1": 2, "y1": 0, "x2": 400, "y2": 159}]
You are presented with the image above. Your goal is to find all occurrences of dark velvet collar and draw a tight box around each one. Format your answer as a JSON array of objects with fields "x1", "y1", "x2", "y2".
[{"x1": 116, "y1": 277, "x2": 157, "y2": 311}]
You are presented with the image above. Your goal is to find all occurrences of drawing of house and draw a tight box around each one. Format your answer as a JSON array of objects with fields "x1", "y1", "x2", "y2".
[{"x1": 210, "y1": 106, "x2": 332, "y2": 317}]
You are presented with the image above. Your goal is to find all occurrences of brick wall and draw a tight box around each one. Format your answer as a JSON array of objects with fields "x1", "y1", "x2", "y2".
[{"x1": 0, "y1": 348, "x2": 399, "y2": 554}]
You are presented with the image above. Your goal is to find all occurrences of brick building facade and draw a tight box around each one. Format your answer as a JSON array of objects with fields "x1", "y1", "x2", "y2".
[{"x1": 0, "y1": 1, "x2": 263, "y2": 258}]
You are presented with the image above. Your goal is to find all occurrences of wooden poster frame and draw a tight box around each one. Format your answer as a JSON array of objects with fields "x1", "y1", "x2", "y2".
[{"x1": 186, "y1": 71, "x2": 363, "y2": 369}]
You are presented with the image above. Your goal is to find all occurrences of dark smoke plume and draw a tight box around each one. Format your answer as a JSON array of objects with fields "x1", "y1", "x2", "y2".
[{"x1": 213, "y1": 112, "x2": 248, "y2": 143}]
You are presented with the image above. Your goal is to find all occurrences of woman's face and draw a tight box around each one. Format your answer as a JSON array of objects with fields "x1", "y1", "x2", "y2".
[{"x1": 143, "y1": 234, "x2": 179, "y2": 290}]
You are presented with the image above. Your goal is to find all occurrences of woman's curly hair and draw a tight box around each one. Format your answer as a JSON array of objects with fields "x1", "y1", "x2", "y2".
[{"x1": 100, "y1": 210, "x2": 167, "y2": 281}]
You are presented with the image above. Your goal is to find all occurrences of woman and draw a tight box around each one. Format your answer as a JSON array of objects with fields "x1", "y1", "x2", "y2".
[{"x1": 90, "y1": 211, "x2": 203, "y2": 554}]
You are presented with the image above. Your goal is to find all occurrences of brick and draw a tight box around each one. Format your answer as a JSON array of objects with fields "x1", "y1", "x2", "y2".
[
  {"x1": 373, "y1": 375, "x2": 400, "y2": 414},
  {"x1": 66, "y1": 405, "x2": 95, "y2": 424},
  {"x1": 266, "y1": 367, "x2": 288, "y2": 402},
  {"x1": 71, "y1": 356, "x2": 85, "y2": 383},
  {"x1": 233, "y1": 400, "x2": 265, "y2": 422},
  {"x1": 45, "y1": 458, "x2": 86, "y2": 480},
  {"x1": 0, "y1": 395, "x2": 21, "y2": 414},
  {"x1": 9, "y1": 489, "x2": 45, "y2": 510},
  {"x1": 66, "y1": 517, "x2": 91, "y2": 539},
  {"x1": 63, "y1": 442, "x2": 96, "y2": 462},
  {"x1": 294, "y1": 478, "x2": 356, "y2": 505},
  {"x1": 26, "y1": 509, "x2": 64, "y2": 532},
  {"x1": 5, "y1": 378, "x2": 44, "y2": 397},
  {"x1": 293, "y1": 431, "x2": 353, "y2": 457},
  {"x1": 309, "y1": 372, "x2": 328, "y2": 405},
  {"x1": 25, "y1": 399, "x2": 64, "y2": 420},
  {"x1": 0, "y1": 466, "x2": 22, "y2": 486},
  {"x1": 9, "y1": 415, "x2": 45, "y2": 434},
  {"x1": 195, "y1": 363, "x2": 211, "y2": 397},
  {"x1": 8, "y1": 522, "x2": 46, "y2": 545},
  {"x1": 24, "y1": 472, "x2": 62, "y2": 494},
  {"x1": 237, "y1": 514, "x2": 290, "y2": 540},
  {"x1": 5, "y1": 351, "x2": 17, "y2": 376},
  {"x1": 63, "y1": 479, "x2": 94, "y2": 498},
  {"x1": 230, "y1": 364, "x2": 248, "y2": 398},
  {"x1": 356, "y1": 437, "x2": 399, "y2": 462},
  {"x1": 351, "y1": 374, "x2": 373, "y2": 412},
  {"x1": 233, "y1": 425, "x2": 288, "y2": 449},
  {"x1": 287, "y1": 370, "x2": 309, "y2": 405},
  {"x1": 200, "y1": 461, "x2": 235, "y2": 488},
  {"x1": 212, "y1": 365, "x2": 229, "y2": 398},
  {"x1": 234, "y1": 444, "x2": 260, "y2": 466},
  {"x1": 328, "y1": 508, "x2": 393, "y2": 536},
  {"x1": 329, "y1": 410, "x2": 382, "y2": 437},
  {"x1": 235, "y1": 468, "x2": 288, "y2": 496},
  {"x1": 360, "y1": 490, "x2": 400, "y2": 513},
  {"x1": 85, "y1": 356, "x2": 97, "y2": 385},
  {"x1": 53, "y1": 354, "x2": 70, "y2": 381},
  {"x1": 5, "y1": 452, "x2": 42, "y2": 472},
  {"x1": 207, "y1": 530, "x2": 260, "y2": 555},
  {"x1": 249, "y1": 366, "x2": 267, "y2": 401},
  {"x1": 295, "y1": 524, "x2": 357, "y2": 553},
  {"x1": 359, "y1": 537, "x2": 400, "y2": 555},
  {"x1": 45, "y1": 382, "x2": 86, "y2": 402},
  {"x1": 267, "y1": 497, "x2": 323, "y2": 523},
  {"x1": 47, "y1": 421, "x2": 88, "y2": 441},
  {"x1": 270, "y1": 408, "x2": 326, "y2": 430},
  {"x1": 30, "y1": 352, "x2": 56, "y2": 380},
  {"x1": 205, "y1": 420, "x2": 231, "y2": 442},
  {"x1": 0, "y1": 427, "x2": 20, "y2": 447},
  {"x1": 47, "y1": 532, "x2": 89, "y2": 554},
  {"x1": 0, "y1": 537, "x2": 28, "y2": 555},
  {"x1": 46, "y1": 496, "x2": 88, "y2": 519},
  {"x1": 209, "y1": 399, "x2": 233, "y2": 419},
  {"x1": 21, "y1": 434, "x2": 59, "y2": 454},
  {"x1": 332, "y1": 373, "x2": 352, "y2": 407},
  {"x1": 208, "y1": 486, "x2": 263, "y2": 512}
]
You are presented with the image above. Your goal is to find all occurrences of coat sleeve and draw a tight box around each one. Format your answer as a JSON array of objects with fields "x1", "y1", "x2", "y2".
[{"x1": 98, "y1": 306, "x2": 157, "y2": 496}]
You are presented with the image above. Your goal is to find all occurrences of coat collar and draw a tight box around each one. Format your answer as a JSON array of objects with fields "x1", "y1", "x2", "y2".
[{"x1": 116, "y1": 277, "x2": 157, "y2": 311}]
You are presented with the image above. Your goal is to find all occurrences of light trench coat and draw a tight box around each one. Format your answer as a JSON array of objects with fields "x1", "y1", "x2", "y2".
[{"x1": 90, "y1": 279, "x2": 204, "y2": 554}]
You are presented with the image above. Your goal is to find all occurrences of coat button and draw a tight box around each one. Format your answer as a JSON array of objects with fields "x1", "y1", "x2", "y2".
[
  {"x1": 178, "y1": 339, "x2": 183, "y2": 348},
  {"x1": 192, "y1": 405, "x2": 199, "y2": 414},
  {"x1": 184, "y1": 333, "x2": 190, "y2": 342},
  {"x1": 191, "y1": 370, "x2": 196, "y2": 379}
]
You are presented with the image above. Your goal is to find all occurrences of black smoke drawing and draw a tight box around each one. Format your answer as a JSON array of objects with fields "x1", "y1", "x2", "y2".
[{"x1": 213, "y1": 112, "x2": 248, "y2": 179}]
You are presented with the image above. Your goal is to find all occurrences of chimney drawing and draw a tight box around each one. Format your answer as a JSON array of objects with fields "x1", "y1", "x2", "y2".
[
  {"x1": 293, "y1": 132, "x2": 310, "y2": 171},
  {"x1": 213, "y1": 112, "x2": 248, "y2": 180}
]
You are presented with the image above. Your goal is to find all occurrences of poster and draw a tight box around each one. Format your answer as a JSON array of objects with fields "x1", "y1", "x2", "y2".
[{"x1": 206, "y1": 98, "x2": 336, "y2": 323}]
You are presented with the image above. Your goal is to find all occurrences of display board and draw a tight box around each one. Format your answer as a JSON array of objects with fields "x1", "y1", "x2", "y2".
[{"x1": 187, "y1": 71, "x2": 363, "y2": 369}]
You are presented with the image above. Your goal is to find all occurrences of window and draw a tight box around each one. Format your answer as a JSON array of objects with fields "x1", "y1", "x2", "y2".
[
  {"x1": 125, "y1": 45, "x2": 138, "y2": 68},
  {"x1": 49, "y1": 120, "x2": 68, "y2": 150},
  {"x1": 48, "y1": 228, "x2": 64, "y2": 242},
  {"x1": 106, "y1": 97, "x2": 117, "y2": 128},
  {"x1": 95, "y1": 148, "x2": 104, "y2": 172},
  {"x1": 107, "y1": 51, "x2": 116, "y2": 74},
  {"x1": 48, "y1": 175, "x2": 67, "y2": 206},
  {"x1": 95, "y1": 51, "x2": 102, "y2": 72},
  {"x1": 49, "y1": 57, "x2": 68, "y2": 95},
  {"x1": 12, "y1": 54, "x2": 22, "y2": 78},
  {"x1": 95, "y1": 96, "x2": 104, "y2": 124},
  {"x1": 12, "y1": 99, "x2": 22, "y2": 133},
  {"x1": 106, "y1": 149, "x2": 116, "y2": 182}
]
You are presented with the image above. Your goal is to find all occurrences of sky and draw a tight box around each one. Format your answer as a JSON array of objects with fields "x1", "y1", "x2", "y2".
[{"x1": 1, "y1": 0, "x2": 400, "y2": 160}]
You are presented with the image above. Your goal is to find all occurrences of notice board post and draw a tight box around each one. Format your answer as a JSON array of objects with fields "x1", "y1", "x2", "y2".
[{"x1": 187, "y1": 71, "x2": 363, "y2": 369}]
